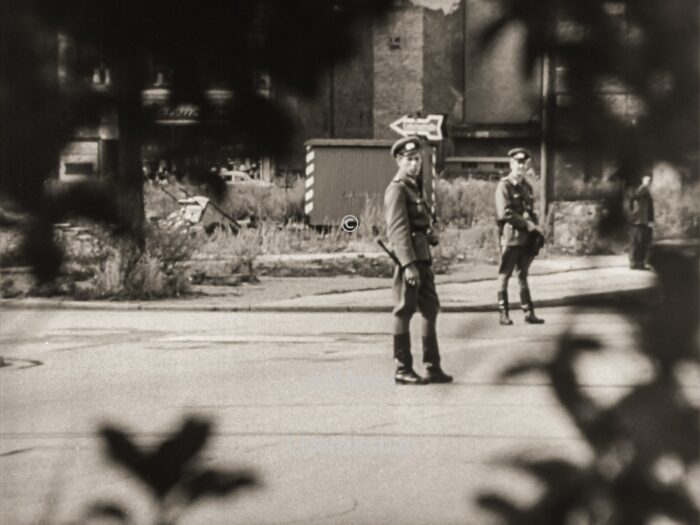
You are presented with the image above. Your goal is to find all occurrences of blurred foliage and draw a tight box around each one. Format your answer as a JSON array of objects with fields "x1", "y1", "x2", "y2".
[
  {"x1": 83, "y1": 416, "x2": 257, "y2": 525},
  {"x1": 196, "y1": 227, "x2": 263, "y2": 279},
  {"x1": 71, "y1": 223, "x2": 196, "y2": 299},
  {"x1": 483, "y1": 0, "x2": 698, "y2": 232},
  {"x1": 651, "y1": 183, "x2": 700, "y2": 241},
  {"x1": 476, "y1": 2, "x2": 699, "y2": 522},
  {"x1": 478, "y1": 247, "x2": 700, "y2": 523},
  {"x1": 0, "y1": 0, "x2": 392, "y2": 281}
]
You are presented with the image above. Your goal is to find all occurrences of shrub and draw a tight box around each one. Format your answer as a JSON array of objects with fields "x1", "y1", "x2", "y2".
[
  {"x1": 211, "y1": 178, "x2": 304, "y2": 222},
  {"x1": 652, "y1": 182, "x2": 700, "y2": 239},
  {"x1": 143, "y1": 182, "x2": 182, "y2": 220},
  {"x1": 87, "y1": 224, "x2": 195, "y2": 299},
  {"x1": 358, "y1": 195, "x2": 385, "y2": 240},
  {"x1": 436, "y1": 178, "x2": 496, "y2": 227},
  {"x1": 256, "y1": 221, "x2": 351, "y2": 254},
  {"x1": 433, "y1": 224, "x2": 500, "y2": 264},
  {"x1": 144, "y1": 177, "x2": 305, "y2": 224},
  {"x1": 196, "y1": 227, "x2": 263, "y2": 277},
  {"x1": 0, "y1": 227, "x2": 25, "y2": 267}
]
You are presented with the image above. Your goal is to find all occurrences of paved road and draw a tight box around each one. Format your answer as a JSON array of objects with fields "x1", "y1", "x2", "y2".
[{"x1": 0, "y1": 307, "x2": 680, "y2": 524}]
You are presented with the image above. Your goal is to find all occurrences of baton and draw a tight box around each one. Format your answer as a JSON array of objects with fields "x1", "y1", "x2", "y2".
[{"x1": 376, "y1": 239, "x2": 403, "y2": 269}]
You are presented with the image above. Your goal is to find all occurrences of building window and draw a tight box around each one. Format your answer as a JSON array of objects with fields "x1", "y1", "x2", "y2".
[{"x1": 60, "y1": 141, "x2": 99, "y2": 181}]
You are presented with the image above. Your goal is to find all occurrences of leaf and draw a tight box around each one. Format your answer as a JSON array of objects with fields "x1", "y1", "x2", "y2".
[
  {"x1": 182, "y1": 469, "x2": 258, "y2": 504},
  {"x1": 500, "y1": 359, "x2": 544, "y2": 380},
  {"x1": 129, "y1": 417, "x2": 213, "y2": 499},
  {"x1": 511, "y1": 458, "x2": 580, "y2": 485},
  {"x1": 99, "y1": 427, "x2": 148, "y2": 480},
  {"x1": 84, "y1": 500, "x2": 131, "y2": 523},
  {"x1": 153, "y1": 417, "x2": 211, "y2": 473},
  {"x1": 477, "y1": 493, "x2": 523, "y2": 523},
  {"x1": 555, "y1": 335, "x2": 602, "y2": 355}
]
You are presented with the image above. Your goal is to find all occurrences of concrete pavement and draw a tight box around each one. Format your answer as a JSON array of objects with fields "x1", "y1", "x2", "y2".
[
  {"x1": 0, "y1": 255, "x2": 657, "y2": 312},
  {"x1": 1, "y1": 307, "x2": 676, "y2": 524}
]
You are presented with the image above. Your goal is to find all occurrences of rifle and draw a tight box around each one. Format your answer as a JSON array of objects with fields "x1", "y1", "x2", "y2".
[{"x1": 376, "y1": 238, "x2": 403, "y2": 269}]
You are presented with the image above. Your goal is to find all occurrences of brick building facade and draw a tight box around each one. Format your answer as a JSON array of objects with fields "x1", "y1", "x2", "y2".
[{"x1": 49, "y1": 0, "x2": 696, "y2": 216}]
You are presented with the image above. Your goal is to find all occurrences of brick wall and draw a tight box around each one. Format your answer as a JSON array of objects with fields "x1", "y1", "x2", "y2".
[
  {"x1": 373, "y1": 7, "x2": 424, "y2": 138},
  {"x1": 423, "y1": 4, "x2": 464, "y2": 124},
  {"x1": 334, "y1": 22, "x2": 375, "y2": 138}
]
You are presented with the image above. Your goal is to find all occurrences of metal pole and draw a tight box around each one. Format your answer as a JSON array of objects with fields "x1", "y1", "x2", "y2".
[
  {"x1": 539, "y1": 53, "x2": 552, "y2": 222},
  {"x1": 329, "y1": 64, "x2": 335, "y2": 138}
]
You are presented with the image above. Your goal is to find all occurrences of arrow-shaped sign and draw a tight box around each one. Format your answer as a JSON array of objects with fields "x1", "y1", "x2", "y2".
[{"x1": 389, "y1": 114, "x2": 445, "y2": 141}]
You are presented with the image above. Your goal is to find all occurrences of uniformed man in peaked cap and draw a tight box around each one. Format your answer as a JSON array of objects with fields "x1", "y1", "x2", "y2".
[
  {"x1": 495, "y1": 147, "x2": 545, "y2": 325},
  {"x1": 384, "y1": 136, "x2": 452, "y2": 385}
]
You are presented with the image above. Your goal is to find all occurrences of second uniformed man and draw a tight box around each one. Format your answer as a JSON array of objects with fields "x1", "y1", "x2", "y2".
[
  {"x1": 628, "y1": 172, "x2": 654, "y2": 270},
  {"x1": 495, "y1": 148, "x2": 545, "y2": 325},
  {"x1": 384, "y1": 136, "x2": 452, "y2": 385}
]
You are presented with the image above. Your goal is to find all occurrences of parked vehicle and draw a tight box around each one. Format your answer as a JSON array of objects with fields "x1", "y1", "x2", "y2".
[{"x1": 219, "y1": 169, "x2": 272, "y2": 187}]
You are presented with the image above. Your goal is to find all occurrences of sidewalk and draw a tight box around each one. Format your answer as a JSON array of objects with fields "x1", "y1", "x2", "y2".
[{"x1": 0, "y1": 255, "x2": 656, "y2": 312}]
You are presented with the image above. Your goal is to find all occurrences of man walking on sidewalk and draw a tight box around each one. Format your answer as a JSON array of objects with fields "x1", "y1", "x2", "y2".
[
  {"x1": 384, "y1": 136, "x2": 452, "y2": 385},
  {"x1": 495, "y1": 148, "x2": 545, "y2": 325},
  {"x1": 629, "y1": 172, "x2": 655, "y2": 270}
]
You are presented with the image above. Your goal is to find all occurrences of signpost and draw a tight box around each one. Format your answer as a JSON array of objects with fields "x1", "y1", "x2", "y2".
[
  {"x1": 389, "y1": 114, "x2": 445, "y2": 141},
  {"x1": 389, "y1": 114, "x2": 445, "y2": 222}
]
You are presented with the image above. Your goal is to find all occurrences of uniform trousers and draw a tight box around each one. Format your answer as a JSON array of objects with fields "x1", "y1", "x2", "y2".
[
  {"x1": 629, "y1": 225, "x2": 652, "y2": 268},
  {"x1": 498, "y1": 245, "x2": 534, "y2": 290},
  {"x1": 392, "y1": 261, "x2": 440, "y2": 324}
]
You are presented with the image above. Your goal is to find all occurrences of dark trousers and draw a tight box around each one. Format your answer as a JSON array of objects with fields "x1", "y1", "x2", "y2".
[
  {"x1": 392, "y1": 261, "x2": 440, "y2": 323},
  {"x1": 629, "y1": 225, "x2": 652, "y2": 268},
  {"x1": 497, "y1": 245, "x2": 534, "y2": 291},
  {"x1": 392, "y1": 261, "x2": 441, "y2": 369}
]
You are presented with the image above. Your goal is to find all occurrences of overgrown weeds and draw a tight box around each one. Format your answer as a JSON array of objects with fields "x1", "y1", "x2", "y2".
[
  {"x1": 144, "y1": 177, "x2": 305, "y2": 224},
  {"x1": 74, "y1": 224, "x2": 196, "y2": 300},
  {"x1": 652, "y1": 182, "x2": 700, "y2": 240},
  {"x1": 435, "y1": 178, "x2": 496, "y2": 228}
]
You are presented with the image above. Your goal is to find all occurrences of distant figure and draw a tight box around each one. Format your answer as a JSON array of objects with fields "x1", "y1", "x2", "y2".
[
  {"x1": 629, "y1": 173, "x2": 655, "y2": 270},
  {"x1": 495, "y1": 148, "x2": 545, "y2": 325},
  {"x1": 156, "y1": 158, "x2": 171, "y2": 182},
  {"x1": 384, "y1": 136, "x2": 452, "y2": 385}
]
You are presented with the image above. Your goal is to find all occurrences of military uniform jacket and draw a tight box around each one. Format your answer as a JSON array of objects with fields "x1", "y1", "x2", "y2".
[
  {"x1": 384, "y1": 174, "x2": 432, "y2": 267},
  {"x1": 495, "y1": 176, "x2": 538, "y2": 247},
  {"x1": 629, "y1": 185, "x2": 654, "y2": 225}
]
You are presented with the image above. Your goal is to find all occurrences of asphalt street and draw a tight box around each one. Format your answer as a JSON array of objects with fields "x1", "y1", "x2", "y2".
[{"x1": 0, "y1": 307, "x2": 691, "y2": 524}]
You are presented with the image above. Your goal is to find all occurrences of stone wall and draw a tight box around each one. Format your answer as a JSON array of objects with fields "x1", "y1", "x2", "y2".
[{"x1": 548, "y1": 200, "x2": 625, "y2": 254}]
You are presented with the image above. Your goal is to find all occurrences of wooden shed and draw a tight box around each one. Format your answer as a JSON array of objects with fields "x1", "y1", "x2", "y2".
[{"x1": 303, "y1": 139, "x2": 437, "y2": 227}]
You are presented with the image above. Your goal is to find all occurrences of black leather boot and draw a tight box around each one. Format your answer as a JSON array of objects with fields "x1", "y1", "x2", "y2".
[
  {"x1": 422, "y1": 334, "x2": 453, "y2": 383},
  {"x1": 520, "y1": 289, "x2": 544, "y2": 324},
  {"x1": 498, "y1": 291, "x2": 513, "y2": 325},
  {"x1": 394, "y1": 334, "x2": 427, "y2": 385}
]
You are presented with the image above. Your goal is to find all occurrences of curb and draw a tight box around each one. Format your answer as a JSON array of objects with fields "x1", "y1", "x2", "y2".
[{"x1": 0, "y1": 286, "x2": 655, "y2": 313}]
